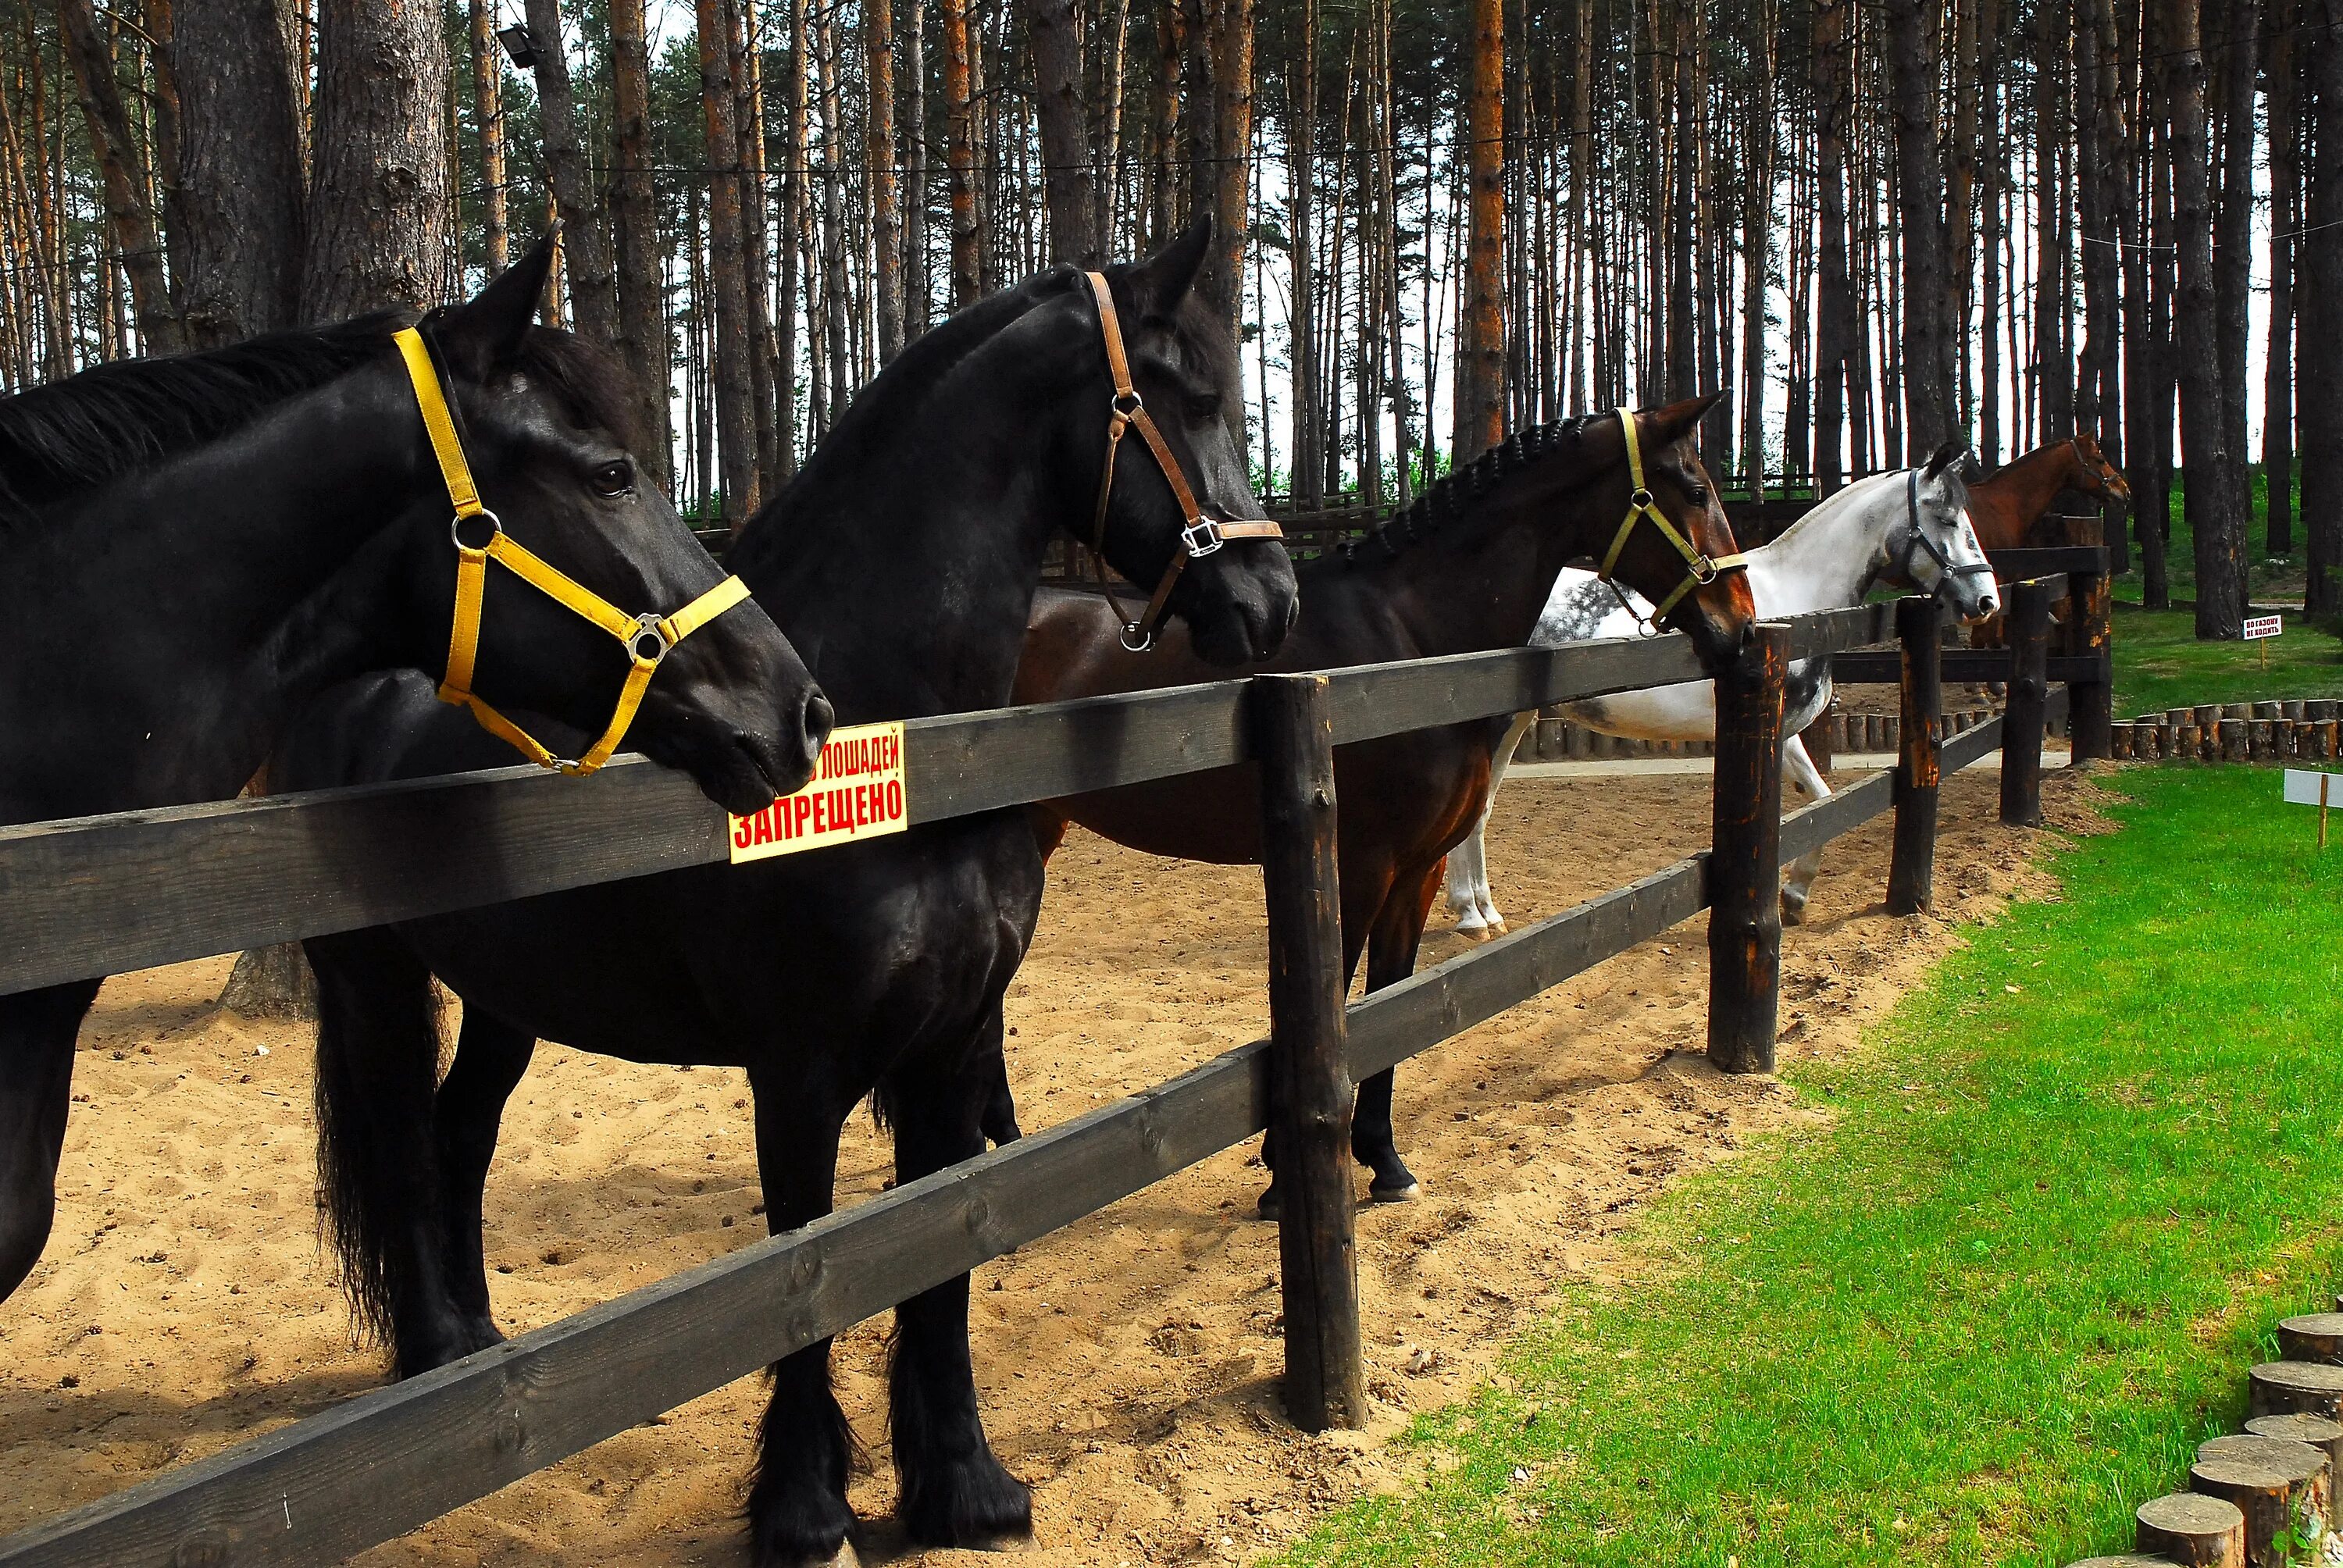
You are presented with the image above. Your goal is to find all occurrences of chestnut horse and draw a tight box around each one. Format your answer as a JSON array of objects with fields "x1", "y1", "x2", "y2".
[
  {"x1": 1967, "y1": 433, "x2": 2131, "y2": 645},
  {"x1": 1000, "y1": 401, "x2": 1756, "y2": 1215}
]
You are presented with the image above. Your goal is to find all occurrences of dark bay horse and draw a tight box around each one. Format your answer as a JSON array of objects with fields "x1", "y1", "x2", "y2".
[
  {"x1": 276, "y1": 224, "x2": 1296, "y2": 1566},
  {"x1": 1004, "y1": 400, "x2": 1756, "y2": 1215},
  {"x1": 0, "y1": 237, "x2": 820, "y2": 1313}
]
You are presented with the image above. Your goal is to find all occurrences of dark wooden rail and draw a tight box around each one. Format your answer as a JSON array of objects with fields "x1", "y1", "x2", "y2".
[{"x1": 0, "y1": 590, "x2": 2070, "y2": 1567}]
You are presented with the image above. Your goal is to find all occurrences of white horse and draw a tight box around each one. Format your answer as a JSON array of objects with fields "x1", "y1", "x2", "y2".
[{"x1": 1446, "y1": 444, "x2": 2001, "y2": 935}]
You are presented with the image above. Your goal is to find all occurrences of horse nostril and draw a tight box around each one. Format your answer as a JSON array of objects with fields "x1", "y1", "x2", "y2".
[{"x1": 799, "y1": 691, "x2": 835, "y2": 757}]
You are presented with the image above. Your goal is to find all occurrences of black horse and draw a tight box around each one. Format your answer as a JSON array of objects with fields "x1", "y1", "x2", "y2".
[
  {"x1": 0, "y1": 237, "x2": 823, "y2": 1316},
  {"x1": 276, "y1": 223, "x2": 1296, "y2": 1566}
]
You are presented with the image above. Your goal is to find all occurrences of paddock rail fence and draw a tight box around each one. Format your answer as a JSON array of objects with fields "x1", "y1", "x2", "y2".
[{"x1": 0, "y1": 558, "x2": 2099, "y2": 1566}]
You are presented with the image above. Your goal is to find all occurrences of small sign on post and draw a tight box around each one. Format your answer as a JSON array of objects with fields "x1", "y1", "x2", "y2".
[
  {"x1": 727, "y1": 722, "x2": 908, "y2": 863},
  {"x1": 2243, "y1": 613, "x2": 2283, "y2": 670},
  {"x1": 2285, "y1": 768, "x2": 2338, "y2": 850}
]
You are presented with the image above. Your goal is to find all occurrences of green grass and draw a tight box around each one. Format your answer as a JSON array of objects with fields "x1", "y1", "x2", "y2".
[
  {"x1": 1275, "y1": 768, "x2": 2343, "y2": 1567},
  {"x1": 2110, "y1": 604, "x2": 2343, "y2": 714}
]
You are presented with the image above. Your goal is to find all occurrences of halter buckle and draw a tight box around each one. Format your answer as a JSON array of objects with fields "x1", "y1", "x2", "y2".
[
  {"x1": 1180, "y1": 518, "x2": 1225, "y2": 558},
  {"x1": 626, "y1": 613, "x2": 675, "y2": 666},
  {"x1": 1688, "y1": 554, "x2": 1719, "y2": 585},
  {"x1": 451, "y1": 508, "x2": 502, "y2": 553}
]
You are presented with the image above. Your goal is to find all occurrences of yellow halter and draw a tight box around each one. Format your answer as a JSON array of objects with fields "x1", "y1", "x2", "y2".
[
  {"x1": 1596, "y1": 406, "x2": 1749, "y2": 627},
  {"x1": 394, "y1": 326, "x2": 754, "y2": 776}
]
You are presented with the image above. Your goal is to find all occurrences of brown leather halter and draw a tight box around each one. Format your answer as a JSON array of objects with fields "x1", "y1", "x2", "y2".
[{"x1": 1082, "y1": 270, "x2": 1284, "y2": 652}]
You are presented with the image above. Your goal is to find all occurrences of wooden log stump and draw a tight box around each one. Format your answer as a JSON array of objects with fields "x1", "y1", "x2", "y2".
[
  {"x1": 2283, "y1": 700, "x2": 2308, "y2": 721},
  {"x1": 2198, "y1": 1434, "x2": 2332, "y2": 1556},
  {"x1": 2281, "y1": 1314, "x2": 2343, "y2": 1365},
  {"x1": 2111, "y1": 722, "x2": 2134, "y2": 761},
  {"x1": 2137, "y1": 1491, "x2": 2248, "y2": 1565},
  {"x1": 2248, "y1": 1413, "x2": 2343, "y2": 1480},
  {"x1": 2252, "y1": 1362, "x2": 2343, "y2": 1421},
  {"x1": 2195, "y1": 706, "x2": 2224, "y2": 761},
  {"x1": 1565, "y1": 722, "x2": 1591, "y2": 759},
  {"x1": 2070, "y1": 1558, "x2": 2200, "y2": 1567},
  {"x1": 2253, "y1": 701, "x2": 2283, "y2": 721},
  {"x1": 2188, "y1": 1459, "x2": 2295, "y2": 1566},
  {"x1": 1536, "y1": 717, "x2": 1563, "y2": 759},
  {"x1": 2220, "y1": 720, "x2": 2248, "y2": 764}
]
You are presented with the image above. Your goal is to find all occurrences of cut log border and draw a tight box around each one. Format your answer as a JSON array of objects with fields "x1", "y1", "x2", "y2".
[{"x1": 0, "y1": 587, "x2": 2071, "y2": 1568}]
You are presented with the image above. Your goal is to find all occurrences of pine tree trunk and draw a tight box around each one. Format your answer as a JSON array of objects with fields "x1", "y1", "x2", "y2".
[
  {"x1": 57, "y1": 0, "x2": 182, "y2": 354},
  {"x1": 1980, "y1": 0, "x2": 2004, "y2": 465},
  {"x1": 942, "y1": 0, "x2": 980, "y2": 307},
  {"x1": 1813, "y1": 0, "x2": 1853, "y2": 485},
  {"x1": 1455, "y1": 0, "x2": 1503, "y2": 464},
  {"x1": 2303, "y1": 0, "x2": 2343, "y2": 615},
  {"x1": 1026, "y1": 0, "x2": 1097, "y2": 265},
  {"x1": 607, "y1": 0, "x2": 672, "y2": 488},
  {"x1": 2265, "y1": 8, "x2": 2299, "y2": 556},
  {"x1": 523, "y1": 0, "x2": 615, "y2": 342},
  {"x1": 2163, "y1": 0, "x2": 2247, "y2": 636},
  {"x1": 1885, "y1": 0, "x2": 1952, "y2": 451},
  {"x1": 302, "y1": 0, "x2": 451, "y2": 318},
  {"x1": 2077, "y1": 0, "x2": 2123, "y2": 496},
  {"x1": 901, "y1": 0, "x2": 929, "y2": 336},
  {"x1": 2035, "y1": 0, "x2": 2074, "y2": 440},
  {"x1": 694, "y1": 0, "x2": 760, "y2": 529},
  {"x1": 2211, "y1": 0, "x2": 2256, "y2": 555},
  {"x1": 466, "y1": 0, "x2": 508, "y2": 276},
  {"x1": 868, "y1": 0, "x2": 904, "y2": 358},
  {"x1": 1287, "y1": 0, "x2": 1319, "y2": 508},
  {"x1": 172, "y1": 0, "x2": 303, "y2": 344}
]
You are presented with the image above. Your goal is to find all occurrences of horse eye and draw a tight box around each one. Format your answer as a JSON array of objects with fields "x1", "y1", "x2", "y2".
[
  {"x1": 590, "y1": 460, "x2": 633, "y2": 497},
  {"x1": 1186, "y1": 393, "x2": 1221, "y2": 422}
]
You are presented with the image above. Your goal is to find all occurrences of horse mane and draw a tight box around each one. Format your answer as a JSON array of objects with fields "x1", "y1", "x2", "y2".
[
  {"x1": 1332, "y1": 413, "x2": 1597, "y2": 568},
  {"x1": 0, "y1": 308, "x2": 637, "y2": 529}
]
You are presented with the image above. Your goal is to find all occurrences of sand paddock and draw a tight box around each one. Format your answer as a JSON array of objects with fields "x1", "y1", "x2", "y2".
[{"x1": 0, "y1": 767, "x2": 2098, "y2": 1564}]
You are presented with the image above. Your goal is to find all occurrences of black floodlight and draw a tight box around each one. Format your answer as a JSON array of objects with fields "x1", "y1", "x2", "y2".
[{"x1": 495, "y1": 23, "x2": 539, "y2": 68}]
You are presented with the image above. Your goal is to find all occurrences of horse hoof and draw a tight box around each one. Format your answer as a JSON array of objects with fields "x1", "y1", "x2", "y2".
[
  {"x1": 1368, "y1": 1181, "x2": 1421, "y2": 1204},
  {"x1": 1255, "y1": 1190, "x2": 1282, "y2": 1223},
  {"x1": 1454, "y1": 918, "x2": 1489, "y2": 939},
  {"x1": 1780, "y1": 894, "x2": 1809, "y2": 928}
]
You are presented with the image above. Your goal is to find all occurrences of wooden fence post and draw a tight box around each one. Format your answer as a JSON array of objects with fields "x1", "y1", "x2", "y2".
[
  {"x1": 1250, "y1": 672, "x2": 1364, "y2": 1431},
  {"x1": 2065, "y1": 559, "x2": 2113, "y2": 762},
  {"x1": 2001, "y1": 579, "x2": 2052, "y2": 828},
  {"x1": 1888, "y1": 597, "x2": 1942, "y2": 914},
  {"x1": 1708, "y1": 622, "x2": 1788, "y2": 1074}
]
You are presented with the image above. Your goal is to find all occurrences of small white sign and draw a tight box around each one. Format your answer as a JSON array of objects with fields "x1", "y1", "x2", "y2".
[
  {"x1": 2242, "y1": 614, "x2": 2284, "y2": 640},
  {"x1": 2284, "y1": 768, "x2": 2339, "y2": 807}
]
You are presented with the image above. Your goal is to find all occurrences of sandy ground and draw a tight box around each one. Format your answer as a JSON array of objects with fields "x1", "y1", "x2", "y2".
[{"x1": 0, "y1": 767, "x2": 2104, "y2": 1565}]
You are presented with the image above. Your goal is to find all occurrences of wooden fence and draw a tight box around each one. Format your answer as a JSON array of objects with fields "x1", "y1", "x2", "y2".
[{"x1": 0, "y1": 560, "x2": 2102, "y2": 1566}]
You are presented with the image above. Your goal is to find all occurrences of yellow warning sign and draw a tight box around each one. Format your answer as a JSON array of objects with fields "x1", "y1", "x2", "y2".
[{"x1": 728, "y1": 721, "x2": 908, "y2": 863}]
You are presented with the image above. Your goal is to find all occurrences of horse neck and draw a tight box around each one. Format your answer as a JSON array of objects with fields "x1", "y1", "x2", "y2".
[
  {"x1": 1970, "y1": 444, "x2": 2077, "y2": 547},
  {"x1": 5, "y1": 372, "x2": 430, "y2": 818},
  {"x1": 731, "y1": 359, "x2": 1073, "y2": 720},
  {"x1": 1749, "y1": 475, "x2": 1903, "y2": 615},
  {"x1": 1341, "y1": 476, "x2": 1614, "y2": 660}
]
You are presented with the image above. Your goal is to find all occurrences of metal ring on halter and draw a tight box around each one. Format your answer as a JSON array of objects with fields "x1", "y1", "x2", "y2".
[
  {"x1": 451, "y1": 508, "x2": 502, "y2": 552},
  {"x1": 626, "y1": 615, "x2": 675, "y2": 665},
  {"x1": 1118, "y1": 622, "x2": 1155, "y2": 653}
]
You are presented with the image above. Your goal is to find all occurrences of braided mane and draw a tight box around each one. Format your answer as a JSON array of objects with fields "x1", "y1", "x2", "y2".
[{"x1": 1338, "y1": 413, "x2": 1596, "y2": 565}]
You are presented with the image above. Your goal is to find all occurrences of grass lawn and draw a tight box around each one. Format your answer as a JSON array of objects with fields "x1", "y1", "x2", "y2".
[
  {"x1": 1273, "y1": 768, "x2": 2343, "y2": 1568},
  {"x1": 2109, "y1": 604, "x2": 2343, "y2": 715}
]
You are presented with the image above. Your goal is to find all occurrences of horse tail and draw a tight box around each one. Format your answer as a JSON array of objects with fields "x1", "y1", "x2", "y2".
[{"x1": 306, "y1": 928, "x2": 448, "y2": 1353}]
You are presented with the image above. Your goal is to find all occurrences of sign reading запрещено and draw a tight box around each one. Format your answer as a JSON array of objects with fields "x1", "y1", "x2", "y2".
[{"x1": 728, "y1": 722, "x2": 908, "y2": 863}]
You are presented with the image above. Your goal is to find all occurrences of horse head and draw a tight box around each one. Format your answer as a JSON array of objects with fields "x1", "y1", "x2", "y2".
[
  {"x1": 2071, "y1": 433, "x2": 2133, "y2": 504},
  {"x1": 1885, "y1": 440, "x2": 2000, "y2": 625},
  {"x1": 1599, "y1": 396, "x2": 1758, "y2": 672},
  {"x1": 405, "y1": 237, "x2": 828, "y2": 814}
]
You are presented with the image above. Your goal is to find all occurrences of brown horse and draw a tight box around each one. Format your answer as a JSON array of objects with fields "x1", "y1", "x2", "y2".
[
  {"x1": 999, "y1": 400, "x2": 1756, "y2": 1213},
  {"x1": 1967, "y1": 434, "x2": 2131, "y2": 646}
]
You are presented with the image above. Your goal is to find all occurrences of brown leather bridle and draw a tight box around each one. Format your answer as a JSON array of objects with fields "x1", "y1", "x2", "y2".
[{"x1": 1082, "y1": 270, "x2": 1284, "y2": 652}]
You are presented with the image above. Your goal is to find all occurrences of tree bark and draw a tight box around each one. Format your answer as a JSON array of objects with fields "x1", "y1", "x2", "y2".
[
  {"x1": 901, "y1": 0, "x2": 929, "y2": 337},
  {"x1": 1455, "y1": 0, "x2": 1504, "y2": 464},
  {"x1": 171, "y1": 0, "x2": 304, "y2": 344},
  {"x1": 694, "y1": 0, "x2": 760, "y2": 527},
  {"x1": 1813, "y1": 0, "x2": 1854, "y2": 485},
  {"x1": 522, "y1": 0, "x2": 615, "y2": 346},
  {"x1": 608, "y1": 0, "x2": 671, "y2": 487},
  {"x1": 1287, "y1": 0, "x2": 1319, "y2": 508},
  {"x1": 1026, "y1": 0, "x2": 1098, "y2": 265},
  {"x1": 2265, "y1": 7, "x2": 2300, "y2": 557},
  {"x1": 301, "y1": 0, "x2": 451, "y2": 319},
  {"x1": 2163, "y1": 0, "x2": 2248, "y2": 636},
  {"x1": 868, "y1": 0, "x2": 905, "y2": 358},
  {"x1": 2035, "y1": 0, "x2": 2074, "y2": 440},
  {"x1": 1886, "y1": 0, "x2": 1952, "y2": 451},
  {"x1": 2210, "y1": 0, "x2": 2257, "y2": 563},
  {"x1": 942, "y1": 0, "x2": 981, "y2": 307},
  {"x1": 2304, "y1": 0, "x2": 2343, "y2": 615},
  {"x1": 58, "y1": 0, "x2": 182, "y2": 354}
]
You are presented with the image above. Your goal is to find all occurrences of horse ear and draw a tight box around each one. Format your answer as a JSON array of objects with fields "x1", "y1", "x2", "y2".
[
  {"x1": 1128, "y1": 213, "x2": 1214, "y2": 320},
  {"x1": 434, "y1": 231, "x2": 555, "y2": 378},
  {"x1": 1642, "y1": 391, "x2": 1724, "y2": 447},
  {"x1": 1924, "y1": 437, "x2": 1964, "y2": 479}
]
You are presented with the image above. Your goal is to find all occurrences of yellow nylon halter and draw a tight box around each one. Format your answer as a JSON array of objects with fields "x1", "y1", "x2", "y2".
[
  {"x1": 1595, "y1": 406, "x2": 1749, "y2": 627},
  {"x1": 394, "y1": 326, "x2": 755, "y2": 776}
]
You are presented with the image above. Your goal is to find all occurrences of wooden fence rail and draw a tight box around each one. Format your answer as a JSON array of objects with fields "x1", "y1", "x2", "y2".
[{"x1": 0, "y1": 580, "x2": 2090, "y2": 1567}]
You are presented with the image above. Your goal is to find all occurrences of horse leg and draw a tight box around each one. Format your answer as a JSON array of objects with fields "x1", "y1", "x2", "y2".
[
  {"x1": 1779, "y1": 733, "x2": 1832, "y2": 927},
  {"x1": 1446, "y1": 713, "x2": 1529, "y2": 938},
  {"x1": 879, "y1": 1051, "x2": 1030, "y2": 1549},
  {"x1": 1350, "y1": 868, "x2": 1438, "y2": 1203},
  {"x1": 974, "y1": 999, "x2": 1021, "y2": 1148},
  {"x1": 0, "y1": 981, "x2": 101, "y2": 1303},
  {"x1": 305, "y1": 928, "x2": 474, "y2": 1377},
  {"x1": 744, "y1": 1079, "x2": 857, "y2": 1567},
  {"x1": 430, "y1": 1009, "x2": 537, "y2": 1352}
]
